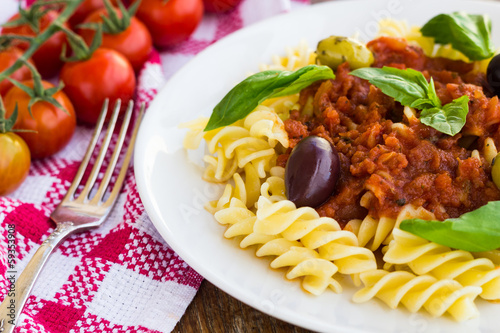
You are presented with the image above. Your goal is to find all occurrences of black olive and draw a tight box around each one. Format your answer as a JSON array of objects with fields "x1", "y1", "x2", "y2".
[
  {"x1": 487, "y1": 54, "x2": 500, "y2": 96},
  {"x1": 285, "y1": 136, "x2": 340, "y2": 208}
]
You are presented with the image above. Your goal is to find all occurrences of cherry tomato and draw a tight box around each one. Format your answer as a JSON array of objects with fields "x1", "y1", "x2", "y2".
[
  {"x1": 2, "y1": 11, "x2": 68, "y2": 78},
  {"x1": 136, "y1": 0, "x2": 203, "y2": 48},
  {"x1": 0, "y1": 132, "x2": 31, "y2": 196},
  {"x1": 203, "y1": 0, "x2": 242, "y2": 13},
  {"x1": 79, "y1": 8, "x2": 152, "y2": 71},
  {"x1": 68, "y1": 0, "x2": 105, "y2": 28},
  {"x1": 4, "y1": 80, "x2": 76, "y2": 159},
  {"x1": 0, "y1": 46, "x2": 33, "y2": 96},
  {"x1": 60, "y1": 48, "x2": 136, "y2": 124}
]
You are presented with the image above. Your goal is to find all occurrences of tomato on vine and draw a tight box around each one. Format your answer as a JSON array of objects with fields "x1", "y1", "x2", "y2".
[
  {"x1": 0, "y1": 46, "x2": 33, "y2": 96},
  {"x1": 4, "y1": 79, "x2": 77, "y2": 159},
  {"x1": 79, "y1": 0, "x2": 152, "y2": 71},
  {"x1": 2, "y1": 10, "x2": 68, "y2": 78},
  {"x1": 69, "y1": 0, "x2": 106, "y2": 28},
  {"x1": 0, "y1": 100, "x2": 31, "y2": 196},
  {"x1": 136, "y1": 0, "x2": 204, "y2": 48},
  {"x1": 60, "y1": 47, "x2": 136, "y2": 124},
  {"x1": 0, "y1": 132, "x2": 31, "y2": 195}
]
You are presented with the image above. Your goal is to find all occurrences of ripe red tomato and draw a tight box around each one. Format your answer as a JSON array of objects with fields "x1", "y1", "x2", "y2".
[
  {"x1": 136, "y1": 0, "x2": 203, "y2": 48},
  {"x1": 203, "y1": 0, "x2": 242, "y2": 13},
  {"x1": 79, "y1": 8, "x2": 152, "y2": 71},
  {"x1": 1, "y1": 11, "x2": 67, "y2": 78},
  {"x1": 0, "y1": 132, "x2": 31, "y2": 196},
  {"x1": 68, "y1": 0, "x2": 105, "y2": 27},
  {"x1": 60, "y1": 48, "x2": 136, "y2": 124},
  {"x1": 0, "y1": 46, "x2": 33, "y2": 96},
  {"x1": 4, "y1": 81, "x2": 76, "y2": 159}
]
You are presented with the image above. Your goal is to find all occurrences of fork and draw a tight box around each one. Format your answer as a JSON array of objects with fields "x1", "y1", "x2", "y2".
[{"x1": 0, "y1": 99, "x2": 145, "y2": 333}]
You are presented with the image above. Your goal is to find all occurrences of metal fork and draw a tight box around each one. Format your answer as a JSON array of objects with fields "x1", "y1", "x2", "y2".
[{"x1": 0, "y1": 99, "x2": 145, "y2": 333}]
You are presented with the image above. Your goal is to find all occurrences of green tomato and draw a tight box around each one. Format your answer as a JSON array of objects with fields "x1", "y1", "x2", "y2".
[
  {"x1": 492, "y1": 152, "x2": 500, "y2": 190},
  {"x1": 316, "y1": 36, "x2": 374, "y2": 70}
]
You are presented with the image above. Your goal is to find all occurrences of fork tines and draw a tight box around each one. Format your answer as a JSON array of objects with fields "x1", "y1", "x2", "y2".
[{"x1": 63, "y1": 99, "x2": 145, "y2": 208}]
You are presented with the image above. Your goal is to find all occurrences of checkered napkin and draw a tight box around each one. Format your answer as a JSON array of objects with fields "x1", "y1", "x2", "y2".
[{"x1": 0, "y1": 0, "x2": 309, "y2": 332}]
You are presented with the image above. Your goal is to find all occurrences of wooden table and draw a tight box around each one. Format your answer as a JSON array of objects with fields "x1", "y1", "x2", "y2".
[
  {"x1": 173, "y1": 1, "x2": 327, "y2": 332},
  {"x1": 173, "y1": 280, "x2": 313, "y2": 333}
]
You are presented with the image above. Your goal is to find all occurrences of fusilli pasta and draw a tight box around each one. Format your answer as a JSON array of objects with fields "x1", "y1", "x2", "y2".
[
  {"x1": 254, "y1": 197, "x2": 377, "y2": 275},
  {"x1": 214, "y1": 197, "x2": 341, "y2": 295},
  {"x1": 384, "y1": 228, "x2": 500, "y2": 300},
  {"x1": 352, "y1": 269, "x2": 482, "y2": 321}
]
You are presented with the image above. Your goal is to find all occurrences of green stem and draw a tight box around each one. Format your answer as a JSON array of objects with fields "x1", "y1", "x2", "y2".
[
  {"x1": 30, "y1": 0, "x2": 72, "y2": 8},
  {"x1": 0, "y1": 0, "x2": 85, "y2": 82}
]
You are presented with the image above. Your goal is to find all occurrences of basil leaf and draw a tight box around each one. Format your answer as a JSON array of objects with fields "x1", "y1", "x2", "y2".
[
  {"x1": 350, "y1": 67, "x2": 441, "y2": 109},
  {"x1": 351, "y1": 67, "x2": 469, "y2": 136},
  {"x1": 400, "y1": 201, "x2": 500, "y2": 252},
  {"x1": 204, "y1": 65, "x2": 335, "y2": 131},
  {"x1": 420, "y1": 12, "x2": 495, "y2": 61},
  {"x1": 419, "y1": 95, "x2": 470, "y2": 136}
]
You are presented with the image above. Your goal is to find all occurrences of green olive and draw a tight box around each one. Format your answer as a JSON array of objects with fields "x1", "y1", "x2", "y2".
[
  {"x1": 492, "y1": 152, "x2": 500, "y2": 189},
  {"x1": 316, "y1": 36, "x2": 374, "y2": 70}
]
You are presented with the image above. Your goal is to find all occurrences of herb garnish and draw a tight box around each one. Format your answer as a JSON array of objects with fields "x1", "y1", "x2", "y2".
[
  {"x1": 400, "y1": 201, "x2": 500, "y2": 252},
  {"x1": 350, "y1": 66, "x2": 469, "y2": 136},
  {"x1": 204, "y1": 65, "x2": 335, "y2": 131},
  {"x1": 421, "y1": 12, "x2": 495, "y2": 61}
]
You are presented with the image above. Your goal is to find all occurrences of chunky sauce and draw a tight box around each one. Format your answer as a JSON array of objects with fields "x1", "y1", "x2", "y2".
[{"x1": 279, "y1": 36, "x2": 500, "y2": 226}]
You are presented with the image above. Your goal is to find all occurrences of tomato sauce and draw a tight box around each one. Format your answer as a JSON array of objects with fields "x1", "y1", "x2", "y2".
[{"x1": 279, "y1": 37, "x2": 500, "y2": 226}]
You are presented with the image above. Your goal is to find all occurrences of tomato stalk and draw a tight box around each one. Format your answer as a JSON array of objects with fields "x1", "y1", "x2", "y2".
[
  {"x1": 0, "y1": 98, "x2": 20, "y2": 134},
  {"x1": 96, "y1": 0, "x2": 141, "y2": 34},
  {"x1": 8, "y1": 60, "x2": 69, "y2": 115},
  {"x1": 0, "y1": 35, "x2": 34, "y2": 50},
  {"x1": 59, "y1": 22, "x2": 102, "y2": 61},
  {"x1": 0, "y1": 0, "x2": 85, "y2": 82}
]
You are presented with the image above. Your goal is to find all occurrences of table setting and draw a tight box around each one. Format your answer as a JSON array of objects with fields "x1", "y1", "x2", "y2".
[{"x1": 2, "y1": 0, "x2": 500, "y2": 332}]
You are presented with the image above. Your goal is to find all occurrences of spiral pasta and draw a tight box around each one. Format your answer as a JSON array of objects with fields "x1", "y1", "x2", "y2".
[
  {"x1": 352, "y1": 270, "x2": 481, "y2": 321},
  {"x1": 384, "y1": 228, "x2": 500, "y2": 300},
  {"x1": 473, "y1": 250, "x2": 500, "y2": 266},
  {"x1": 345, "y1": 203, "x2": 436, "y2": 251},
  {"x1": 253, "y1": 197, "x2": 377, "y2": 275},
  {"x1": 214, "y1": 197, "x2": 341, "y2": 295},
  {"x1": 483, "y1": 137, "x2": 498, "y2": 166},
  {"x1": 257, "y1": 240, "x2": 343, "y2": 294},
  {"x1": 344, "y1": 215, "x2": 396, "y2": 251},
  {"x1": 259, "y1": 40, "x2": 316, "y2": 72},
  {"x1": 182, "y1": 105, "x2": 289, "y2": 183}
]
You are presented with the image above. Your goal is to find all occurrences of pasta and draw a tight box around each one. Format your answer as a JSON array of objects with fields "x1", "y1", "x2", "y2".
[
  {"x1": 345, "y1": 203, "x2": 436, "y2": 251},
  {"x1": 182, "y1": 105, "x2": 289, "y2": 184},
  {"x1": 214, "y1": 196, "x2": 342, "y2": 295},
  {"x1": 352, "y1": 270, "x2": 482, "y2": 322},
  {"x1": 473, "y1": 250, "x2": 500, "y2": 266},
  {"x1": 384, "y1": 228, "x2": 500, "y2": 300},
  {"x1": 259, "y1": 39, "x2": 316, "y2": 72},
  {"x1": 254, "y1": 196, "x2": 377, "y2": 275},
  {"x1": 182, "y1": 19, "x2": 500, "y2": 321}
]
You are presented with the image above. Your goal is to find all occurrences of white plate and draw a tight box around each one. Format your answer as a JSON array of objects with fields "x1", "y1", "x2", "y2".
[{"x1": 134, "y1": 1, "x2": 500, "y2": 332}]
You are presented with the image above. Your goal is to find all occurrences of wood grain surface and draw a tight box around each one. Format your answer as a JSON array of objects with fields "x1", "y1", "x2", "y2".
[
  {"x1": 172, "y1": 280, "x2": 314, "y2": 333},
  {"x1": 173, "y1": 1, "x2": 325, "y2": 332}
]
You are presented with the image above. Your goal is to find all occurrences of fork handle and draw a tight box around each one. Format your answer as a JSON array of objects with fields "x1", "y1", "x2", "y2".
[{"x1": 0, "y1": 222, "x2": 75, "y2": 332}]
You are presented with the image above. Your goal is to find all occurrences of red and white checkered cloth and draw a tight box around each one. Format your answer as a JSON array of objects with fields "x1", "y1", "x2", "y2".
[{"x1": 0, "y1": 0, "x2": 309, "y2": 332}]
